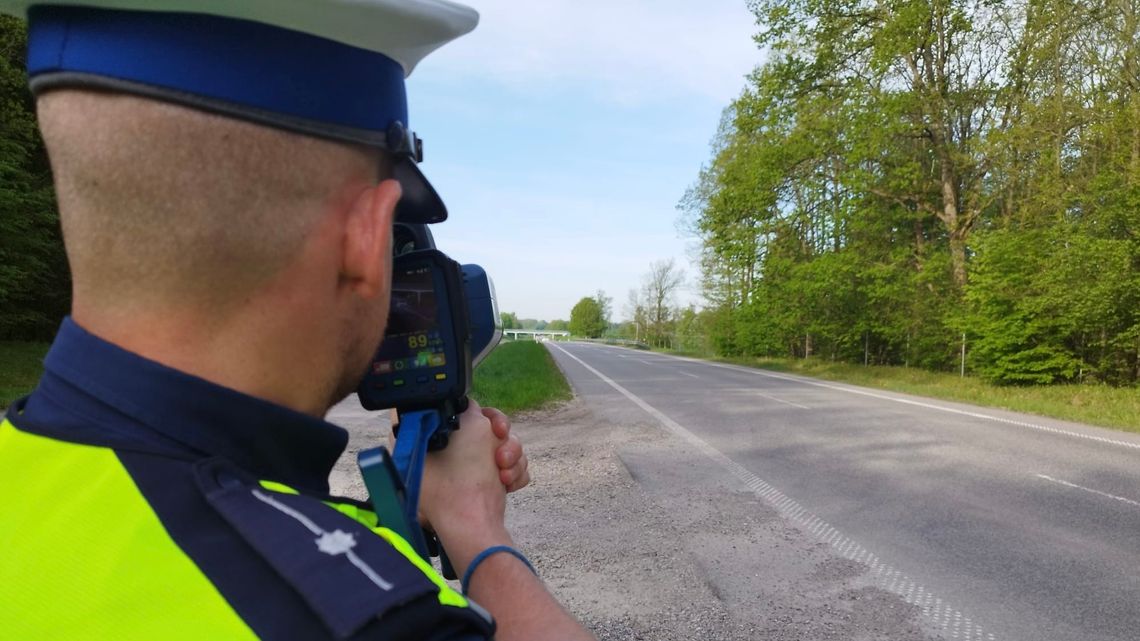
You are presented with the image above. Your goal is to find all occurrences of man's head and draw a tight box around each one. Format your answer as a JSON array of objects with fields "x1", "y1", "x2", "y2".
[
  {"x1": 5, "y1": 1, "x2": 479, "y2": 413},
  {"x1": 39, "y1": 88, "x2": 401, "y2": 410},
  {"x1": 39, "y1": 89, "x2": 382, "y2": 315}
]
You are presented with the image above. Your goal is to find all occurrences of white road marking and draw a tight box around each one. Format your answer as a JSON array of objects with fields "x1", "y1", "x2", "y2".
[
  {"x1": 613, "y1": 377, "x2": 689, "y2": 385},
  {"x1": 635, "y1": 350, "x2": 1140, "y2": 452},
  {"x1": 551, "y1": 343, "x2": 995, "y2": 640},
  {"x1": 717, "y1": 387, "x2": 809, "y2": 410},
  {"x1": 678, "y1": 371, "x2": 700, "y2": 379},
  {"x1": 754, "y1": 391, "x2": 809, "y2": 410},
  {"x1": 1036, "y1": 474, "x2": 1140, "y2": 509}
]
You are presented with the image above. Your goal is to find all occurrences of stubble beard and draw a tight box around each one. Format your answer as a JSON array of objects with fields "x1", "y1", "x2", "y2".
[{"x1": 325, "y1": 288, "x2": 391, "y2": 412}]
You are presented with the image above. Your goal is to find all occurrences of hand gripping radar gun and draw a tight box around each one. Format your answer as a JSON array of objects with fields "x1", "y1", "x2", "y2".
[{"x1": 355, "y1": 223, "x2": 502, "y2": 575}]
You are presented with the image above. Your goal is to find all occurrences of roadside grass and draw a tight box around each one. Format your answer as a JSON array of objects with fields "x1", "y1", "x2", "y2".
[
  {"x1": 710, "y1": 355, "x2": 1140, "y2": 433},
  {"x1": 0, "y1": 341, "x2": 50, "y2": 410},
  {"x1": 1, "y1": 338, "x2": 577, "y2": 415},
  {"x1": 471, "y1": 340, "x2": 572, "y2": 413}
]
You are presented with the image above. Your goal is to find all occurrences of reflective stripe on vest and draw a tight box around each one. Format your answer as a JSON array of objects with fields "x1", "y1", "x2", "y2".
[{"x1": 0, "y1": 419, "x2": 257, "y2": 640}]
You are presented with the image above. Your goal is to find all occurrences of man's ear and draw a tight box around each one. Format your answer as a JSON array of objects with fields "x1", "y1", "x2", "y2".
[{"x1": 342, "y1": 179, "x2": 401, "y2": 299}]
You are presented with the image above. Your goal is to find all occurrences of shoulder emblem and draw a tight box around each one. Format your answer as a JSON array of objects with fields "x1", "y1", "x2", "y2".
[{"x1": 194, "y1": 459, "x2": 441, "y2": 639}]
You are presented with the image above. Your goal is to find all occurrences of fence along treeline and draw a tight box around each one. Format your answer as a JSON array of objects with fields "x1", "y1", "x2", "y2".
[{"x1": 681, "y1": 0, "x2": 1140, "y2": 385}]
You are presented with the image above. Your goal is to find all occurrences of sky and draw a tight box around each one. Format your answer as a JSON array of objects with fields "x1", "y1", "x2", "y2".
[{"x1": 405, "y1": 0, "x2": 764, "y2": 322}]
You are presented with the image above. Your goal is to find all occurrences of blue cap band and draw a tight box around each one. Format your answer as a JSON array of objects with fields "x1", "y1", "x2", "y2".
[{"x1": 26, "y1": 6, "x2": 408, "y2": 145}]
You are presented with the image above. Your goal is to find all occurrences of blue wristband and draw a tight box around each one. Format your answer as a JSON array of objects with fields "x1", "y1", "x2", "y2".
[{"x1": 460, "y1": 545, "x2": 537, "y2": 594}]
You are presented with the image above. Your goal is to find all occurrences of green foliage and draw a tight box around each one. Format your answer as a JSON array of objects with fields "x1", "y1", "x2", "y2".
[
  {"x1": 683, "y1": 0, "x2": 1140, "y2": 387},
  {"x1": 546, "y1": 319, "x2": 569, "y2": 331},
  {"x1": 499, "y1": 312, "x2": 520, "y2": 330},
  {"x1": 624, "y1": 260, "x2": 685, "y2": 347},
  {"x1": 0, "y1": 340, "x2": 49, "y2": 408},
  {"x1": 470, "y1": 341, "x2": 572, "y2": 413},
  {"x1": 0, "y1": 16, "x2": 69, "y2": 339},
  {"x1": 568, "y1": 296, "x2": 606, "y2": 338},
  {"x1": 672, "y1": 306, "x2": 710, "y2": 355},
  {"x1": 964, "y1": 227, "x2": 1137, "y2": 384}
]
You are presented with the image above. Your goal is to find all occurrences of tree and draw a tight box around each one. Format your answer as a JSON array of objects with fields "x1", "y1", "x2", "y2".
[
  {"x1": 673, "y1": 305, "x2": 710, "y2": 354},
  {"x1": 641, "y1": 259, "x2": 685, "y2": 346},
  {"x1": 594, "y1": 289, "x2": 613, "y2": 326},
  {"x1": 547, "y1": 319, "x2": 569, "y2": 331},
  {"x1": 499, "y1": 312, "x2": 520, "y2": 330},
  {"x1": 568, "y1": 297, "x2": 606, "y2": 338},
  {"x1": 0, "y1": 15, "x2": 70, "y2": 339},
  {"x1": 680, "y1": 0, "x2": 1140, "y2": 383},
  {"x1": 625, "y1": 288, "x2": 649, "y2": 343},
  {"x1": 748, "y1": 0, "x2": 1022, "y2": 290}
]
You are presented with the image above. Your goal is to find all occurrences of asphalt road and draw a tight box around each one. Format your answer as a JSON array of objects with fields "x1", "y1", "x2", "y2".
[{"x1": 546, "y1": 341, "x2": 1140, "y2": 641}]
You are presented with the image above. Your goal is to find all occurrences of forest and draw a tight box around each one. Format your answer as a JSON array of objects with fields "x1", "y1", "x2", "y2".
[
  {"x1": 5, "y1": 5, "x2": 1140, "y2": 389},
  {"x1": 0, "y1": 15, "x2": 68, "y2": 341},
  {"x1": 680, "y1": 0, "x2": 1140, "y2": 385}
]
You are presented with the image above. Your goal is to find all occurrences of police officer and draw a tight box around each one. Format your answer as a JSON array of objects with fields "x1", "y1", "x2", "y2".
[{"x1": 0, "y1": 1, "x2": 595, "y2": 639}]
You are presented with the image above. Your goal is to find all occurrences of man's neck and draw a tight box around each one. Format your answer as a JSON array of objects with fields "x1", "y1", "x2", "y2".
[{"x1": 71, "y1": 303, "x2": 338, "y2": 418}]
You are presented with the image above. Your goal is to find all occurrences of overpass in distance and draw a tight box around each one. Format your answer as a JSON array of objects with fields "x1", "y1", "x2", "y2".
[{"x1": 503, "y1": 329, "x2": 570, "y2": 341}]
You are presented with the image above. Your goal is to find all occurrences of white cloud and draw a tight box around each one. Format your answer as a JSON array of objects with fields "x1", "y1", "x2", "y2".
[{"x1": 418, "y1": 0, "x2": 763, "y2": 105}]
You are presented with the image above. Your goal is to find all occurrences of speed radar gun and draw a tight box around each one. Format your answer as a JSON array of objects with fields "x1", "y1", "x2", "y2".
[{"x1": 355, "y1": 222, "x2": 502, "y2": 577}]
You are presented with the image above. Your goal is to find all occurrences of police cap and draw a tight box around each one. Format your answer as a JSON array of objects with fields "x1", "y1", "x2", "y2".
[{"x1": 0, "y1": 0, "x2": 479, "y2": 224}]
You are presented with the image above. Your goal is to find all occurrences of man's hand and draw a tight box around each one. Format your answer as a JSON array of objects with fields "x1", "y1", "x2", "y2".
[
  {"x1": 484, "y1": 406, "x2": 530, "y2": 493},
  {"x1": 419, "y1": 400, "x2": 596, "y2": 641},
  {"x1": 390, "y1": 405, "x2": 529, "y2": 494},
  {"x1": 419, "y1": 399, "x2": 512, "y2": 570}
]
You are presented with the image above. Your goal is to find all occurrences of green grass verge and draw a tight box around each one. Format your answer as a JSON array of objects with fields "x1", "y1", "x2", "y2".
[
  {"x1": 1, "y1": 339, "x2": 576, "y2": 414},
  {"x1": 705, "y1": 355, "x2": 1139, "y2": 433},
  {"x1": 471, "y1": 340, "x2": 572, "y2": 413},
  {"x1": 0, "y1": 341, "x2": 50, "y2": 410}
]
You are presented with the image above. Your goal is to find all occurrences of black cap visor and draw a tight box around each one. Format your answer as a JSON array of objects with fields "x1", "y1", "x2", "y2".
[{"x1": 393, "y1": 155, "x2": 448, "y2": 225}]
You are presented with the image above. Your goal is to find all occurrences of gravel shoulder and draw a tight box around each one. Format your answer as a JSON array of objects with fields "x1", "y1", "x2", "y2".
[{"x1": 327, "y1": 396, "x2": 944, "y2": 640}]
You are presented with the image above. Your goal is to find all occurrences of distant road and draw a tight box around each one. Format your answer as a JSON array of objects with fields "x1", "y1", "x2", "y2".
[{"x1": 547, "y1": 341, "x2": 1140, "y2": 641}]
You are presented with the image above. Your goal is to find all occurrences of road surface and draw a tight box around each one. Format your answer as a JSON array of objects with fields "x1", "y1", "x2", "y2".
[{"x1": 545, "y1": 341, "x2": 1140, "y2": 641}]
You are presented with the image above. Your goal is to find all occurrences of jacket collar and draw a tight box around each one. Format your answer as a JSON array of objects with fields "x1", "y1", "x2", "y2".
[{"x1": 22, "y1": 317, "x2": 350, "y2": 493}]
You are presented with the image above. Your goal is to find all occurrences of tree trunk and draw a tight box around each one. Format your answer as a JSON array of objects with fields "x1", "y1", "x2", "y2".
[
  {"x1": 949, "y1": 231, "x2": 968, "y2": 289},
  {"x1": 1131, "y1": 94, "x2": 1140, "y2": 185}
]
